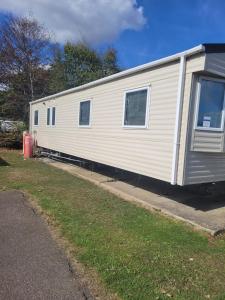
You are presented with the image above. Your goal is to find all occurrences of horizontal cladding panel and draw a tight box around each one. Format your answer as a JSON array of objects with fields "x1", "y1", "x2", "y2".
[
  {"x1": 39, "y1": 143, "x2": 172, "y2": 167},
  {"x1": 184, "y1": 152, "x2": 225, "y2": 184},
  {"x1": 191, "y1": 130, "x2": 224, "y2": 153},
  {"x1": 36, "y1": 138, "x2": 173, "y2": 156},
  {"x1": 34, "y1": 130, "x2": 173, "y2": 142},
  {"x1": 185, "y1": 53, "x2": 205, "y2": 74},
  {"x1": 192, "y1": 144, "x2": 223, "y2": 149},
  {"x1": 34, "y1": 130, "x2": 175, "y2": 142},
  {"x1": 34, "y1": 126, "x2": 175, "y2": 135},
  {"x1": 43, "y1": 86, "x2": 178, "y2": 104},
  {"x1": 193, "y1": 130, "x2": 224, "y2": 138},
  {"x1": 205, "y1": 53, "x2": 225, "y2": 76},
  {"x1": 31, "y1": 59, "x2": 186, "y2": 183},
  {"x1": 38, "y1": 143, "x2": 171, "y2": 182},
  {"x1": 37, "y1": 141, "x2": 173, "y2": 157},
  {"x1": 186, "y1": 175, "x2": 225, "y2": 185},
  {"x1": 192, "y1": 137, "x2": 223, "y2": 143},
  {"x1": 53, "y1": 113, "x2": 177, "y2": 122},
  {"x1": 191, "y1": 147, "x2": 223, "y2": 153}
]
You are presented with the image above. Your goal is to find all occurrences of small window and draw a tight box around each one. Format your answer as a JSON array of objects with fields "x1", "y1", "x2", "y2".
[
  {"x1": 79, "y1": 100, "x2": 91, "y2": 126},
  {"x1": 47, "y1": 108, "x2": 51, "y2": 126},
  {"x1": 196, "y1": 78, "x2": 225, "y2": 130},
  {"x1": 52, "y1": 107, "x2": 56, "y2": 126},
  {"x1": 34, "y1": 110, "x2": 39, "y2": 126},
  {"x1": 123, "y1": 88, "x2": 149, "y2": 127}
]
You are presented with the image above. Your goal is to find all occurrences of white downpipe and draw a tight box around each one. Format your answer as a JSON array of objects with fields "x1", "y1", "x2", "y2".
[{"x1": 171, "y1": 55, "x2": 186, "y2": 185}]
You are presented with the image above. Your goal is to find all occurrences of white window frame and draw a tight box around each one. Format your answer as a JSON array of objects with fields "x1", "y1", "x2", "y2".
[
  {"x1": 46, "y1": 107, "x2": 56, "y2": 127},
  {"x1": 34, "y1": 110, "x2": 39, "y2": 126},
  {"x1": 194, "y1": 76, "x2": 225, "y2": 132},
  {"x1": 78, "y1": 99, "x2": 92, "y2": 128},
  {"x1": 122, "y1": 86, "x2": 151, "y2": 129}
]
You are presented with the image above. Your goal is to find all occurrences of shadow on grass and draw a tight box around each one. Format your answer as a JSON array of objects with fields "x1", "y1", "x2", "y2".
[{"x1": 0, "y1": 157, "x2": 10, "y2": 166}]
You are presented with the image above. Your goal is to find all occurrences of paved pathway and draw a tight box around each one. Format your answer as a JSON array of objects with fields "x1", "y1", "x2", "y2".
[
  {"x1": 0, "y1": 191, "x2": 92, "y2": 300},
  {"x1": 43, "y1": 158, "x2": 225, "y2": 235}
]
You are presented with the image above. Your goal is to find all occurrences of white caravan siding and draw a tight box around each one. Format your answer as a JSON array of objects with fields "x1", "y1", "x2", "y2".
[
  {"x1": 177, "y1": 54, "x2": 206, "y2": 185},
  {"x1": 183, "y1": 52, "x2": 225, "y2": 185},
  {"x1": 184, "y1": 151, "x2": 225, "y2": 185},
  {"x1": 31, "y1": 61, "x2": 180, "y2": 183},
  {"x1": 205, "y1": 52, "x2": 225, "y2": 77},
  {"x1": 191, "y1": 130, "x2": 224, "y2": 153}
]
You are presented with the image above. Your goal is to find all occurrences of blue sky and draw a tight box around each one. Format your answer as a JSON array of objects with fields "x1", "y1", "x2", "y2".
[
  {"x1": 113, "y1": 0, "x2": 225, "y2": 68},
  {"x1": 1, "y1": 0, "x2": 225, "y2": 69}
]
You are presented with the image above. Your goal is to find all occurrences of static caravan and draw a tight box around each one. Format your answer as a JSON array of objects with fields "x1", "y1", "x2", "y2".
[{"x1": 30, "y1": 44, "x2": 225, "y2": 186}]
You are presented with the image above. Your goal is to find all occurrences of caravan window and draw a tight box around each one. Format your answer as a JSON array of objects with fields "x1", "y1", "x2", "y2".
[
  {"x1": 123, "y1": 87, "x2": 150, "y2": 128},
  {"x1": 47, "y1": 107, "x2": 56, "y2": 126},
  {"x1": 47, "y1": 108, "x2": 51, "y2": 126},
  {"x1": 52, "y1": 107, "x2": 56, "y2": 126},
  {"x1": 79, "y1": 100, "x2": 91, "y2": 126},
  {"x1": 196, "y1": 78, "x2": 225, "y2": 130},
  {"x1": 34, "y1": 110, "x2": 39, "y2": 126}
]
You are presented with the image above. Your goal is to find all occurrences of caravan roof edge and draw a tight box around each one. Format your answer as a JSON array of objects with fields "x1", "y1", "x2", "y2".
[{"x1": 30, "y1": 44, "x2": 205, "y2": 105}]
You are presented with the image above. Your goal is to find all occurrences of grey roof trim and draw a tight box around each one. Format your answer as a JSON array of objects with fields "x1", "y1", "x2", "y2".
[
  {"x1": 30, "y1": 44, "x2": 205, "y2": 105},
  {"x1": 203, "y1": 43, "x2": 225, "y2": 53}
]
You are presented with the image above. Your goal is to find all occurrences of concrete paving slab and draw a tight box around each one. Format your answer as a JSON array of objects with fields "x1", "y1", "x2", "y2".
[
  {"x1": 42, "y1": 158, "x2": 225, "y2": 236},
  {"x1": 0, "y1": 190, "x2": 92, "y2": 300}
]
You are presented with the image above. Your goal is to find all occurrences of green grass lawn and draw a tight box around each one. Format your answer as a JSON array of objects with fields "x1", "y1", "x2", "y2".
[{"x1": 1, "y1": 149, "x2": 225, "y2": 300}]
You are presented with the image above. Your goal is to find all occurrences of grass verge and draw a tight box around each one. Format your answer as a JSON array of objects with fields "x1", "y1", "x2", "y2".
[{"x1": 1, "y1": 149, "x2": 225, "y2": 300}]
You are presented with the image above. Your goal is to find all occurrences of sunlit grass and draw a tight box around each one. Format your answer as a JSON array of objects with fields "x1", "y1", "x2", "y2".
[{"x1": 1, "y1": 149, "x2": 225, "y2": 300}]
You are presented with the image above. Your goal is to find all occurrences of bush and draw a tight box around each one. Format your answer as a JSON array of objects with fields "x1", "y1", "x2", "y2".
[{"x1": 0, "y1": 120, "x2": 27, "y2": 148}]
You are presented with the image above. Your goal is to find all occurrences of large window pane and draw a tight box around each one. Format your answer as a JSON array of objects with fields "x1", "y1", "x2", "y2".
[
  {"x1": 197, "y1": 79, "x2": 225, "y2": 129},
  {"x1": 79, "y1": 101, "x2": 90, "y2": 126},
  {"x1": 34, "y1": 110, "x2": 39, "y2": 125},
  {"x1": 52, "y1": 107, "x2": 56, "y2": 126},
  {"x1": 124, "y1": 89, "x2": 148, "y2": 126}
]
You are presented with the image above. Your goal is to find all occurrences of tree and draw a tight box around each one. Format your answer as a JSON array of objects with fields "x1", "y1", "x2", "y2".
[
  {"x1": 0, "y1": 14, "x2": 53, "y2": 123},
  {"x1": 102, "y1": 48, "x2": 120, "y2": 76},
  {"x1": 64, "y1": 43, "x2": 103, "y2": 88},
  {"x1": 0, "y1": 14, "x2": 122, "y2": 122},
  {"x1": 49, "y1": 43, "x2": 121, "y2": 94},
  {"x1": 48, "y1": 46, "x2": 67, "y2": 94}
]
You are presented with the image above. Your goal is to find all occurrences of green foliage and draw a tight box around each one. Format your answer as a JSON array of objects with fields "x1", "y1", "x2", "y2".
[
  {"x1": 102, "y1": 48, "x2": 120, "y2": 76},
  {"x1": 64, "y1": 43, "x2": 103, "y2": 88},
  {"x1": 0, "y1": 69, "x2": 51, "y2": 122},
  {"x1": 48, "y1": 47, "x2": 67, "y2": 94},
  {"x1": 49, "y1": 43, "x2": 121, "y2": 93},
  {"x1": 1, "y1": 150, "x2": 225, "y2": 299}
]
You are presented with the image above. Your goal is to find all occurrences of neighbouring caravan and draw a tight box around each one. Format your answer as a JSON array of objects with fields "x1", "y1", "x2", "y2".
[{"x1": 30, "y1": 44, "x2": 225, "y2": 186}]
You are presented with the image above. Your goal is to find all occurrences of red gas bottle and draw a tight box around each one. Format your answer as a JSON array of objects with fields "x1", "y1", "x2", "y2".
[
  {"x1": 22, "y1": 131, "x2": 28, "y2": 154},
  {"x1": 24, "y1": 134, "x2": 33, "y2": 159}
]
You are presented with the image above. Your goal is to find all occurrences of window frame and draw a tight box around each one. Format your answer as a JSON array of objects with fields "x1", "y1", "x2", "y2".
[
  {"x1": 122, "y1": 86, "x2": 151, "y2": 129},
  {"x1": 194, "y1": 76, "x2": 225, "y2": 132},
  {"x1": 78, "y1": 99, "x2": 92, "y2": 128},
  {"x1": 34, "y1": 110, "x2": 39, "y2": 126}
]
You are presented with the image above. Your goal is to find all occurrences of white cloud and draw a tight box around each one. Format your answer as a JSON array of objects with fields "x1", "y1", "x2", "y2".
[{"x1": 0, "y1": 0, "x2": 146, "y2": 45}]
